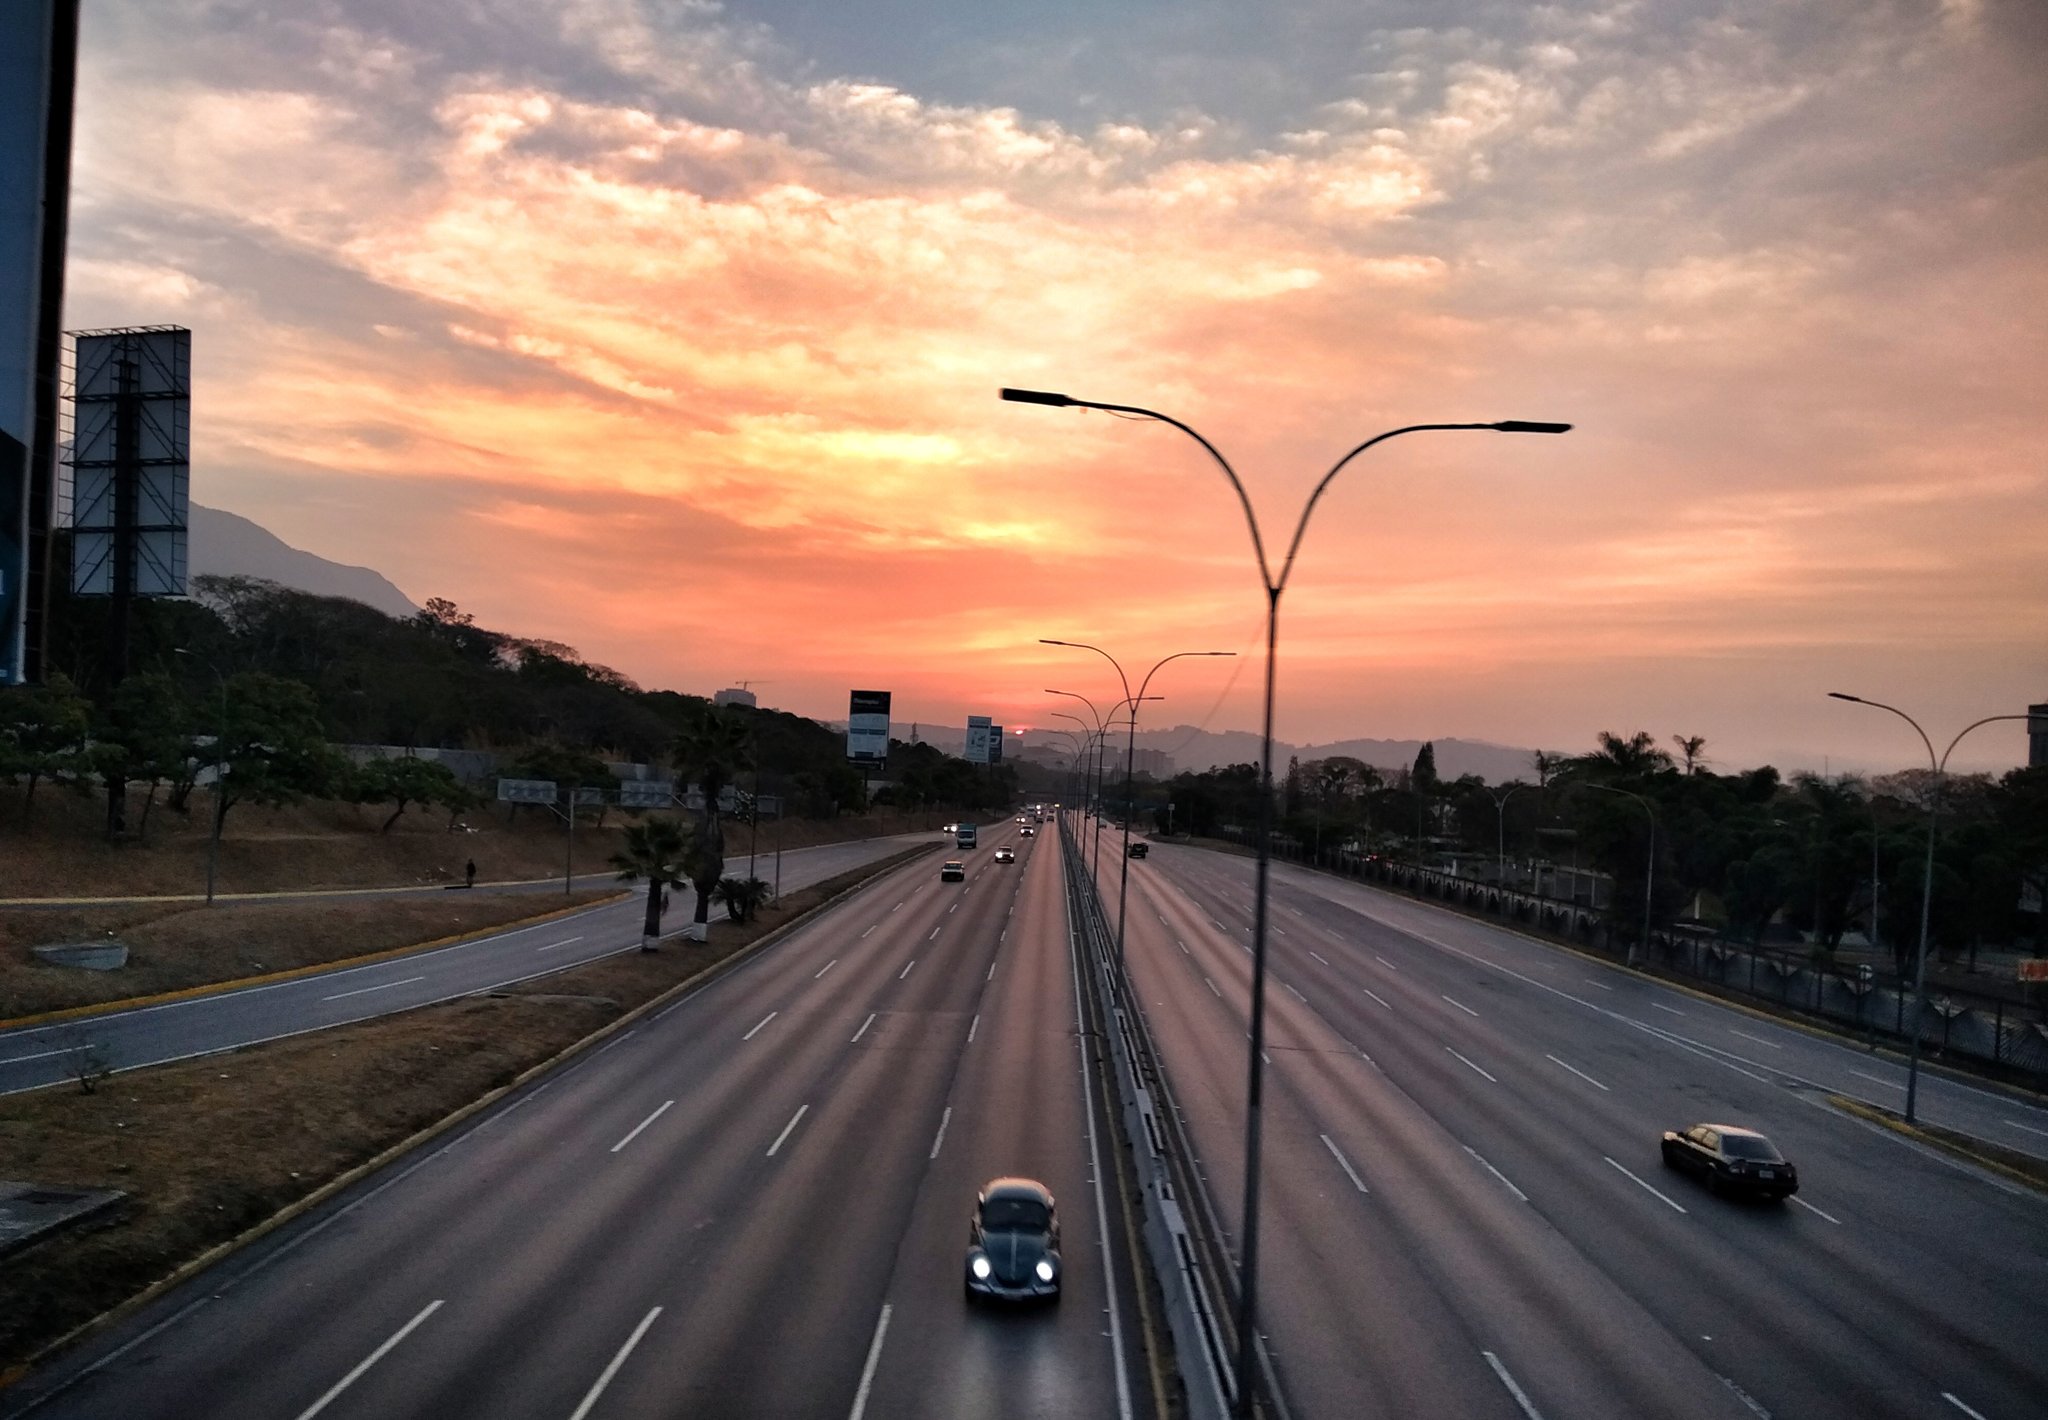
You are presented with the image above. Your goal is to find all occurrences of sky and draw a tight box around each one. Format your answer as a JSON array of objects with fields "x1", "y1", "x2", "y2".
[{"x1": 59, "y1": 0, "x2": 2048, "y2": 776}]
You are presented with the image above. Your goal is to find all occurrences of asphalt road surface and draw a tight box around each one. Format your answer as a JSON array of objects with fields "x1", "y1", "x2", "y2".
[
  {"x1": 0, "y1": 834, "x2": 941, "y2": 1097},
  {"x1": 5, "y1": 819, "x2": 1151, "y2": 1420},
  {"x1": 1077, "y1": 825, "x2": 2048, "y2": 1420}
]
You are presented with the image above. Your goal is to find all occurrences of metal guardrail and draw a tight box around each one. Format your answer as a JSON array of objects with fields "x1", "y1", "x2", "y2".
[{"x1": 1061, "y1": 818, "x2": 1289, "y2": 1420}]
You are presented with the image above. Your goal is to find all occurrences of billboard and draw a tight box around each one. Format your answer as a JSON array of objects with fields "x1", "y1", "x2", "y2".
[
  {"x1": 68, "y1": 327, "x2": 191, "y2": 596},
  {"x1": 0, "y1": 3, "x2": 63, "y2": 684},
  {"x1": 988, "y1": 725, "x2": 1005, "y2": 765},
  {"x1": 847, "y1": 689, "x2": 891, "y2": 763},
  {"x1": 965, "y1": 715, "x2": 993, "y2": 765}
]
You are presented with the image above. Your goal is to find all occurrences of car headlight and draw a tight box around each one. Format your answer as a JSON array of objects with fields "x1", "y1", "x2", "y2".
[
  {"x1": 1035, "y1": 1260, "x2": 1055, "y2": 1283},
  {"x1": 971, "y1": 1256, "x2": 992, "y2": 1279}
]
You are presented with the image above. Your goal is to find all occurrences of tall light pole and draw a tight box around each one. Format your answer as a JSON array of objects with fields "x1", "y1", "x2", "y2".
[
  {"x1": 1490, "y1": 782, "x2": 1534, "y2": 887},
  {"x1": 1043, "y1": 639, "x2": 1233, "y2": 969},
  {"x1": 1579, "y1": 782, "x2": 1655, "y2": 967},
  {"x1": 1003, "y1": 385, "x2": 1568, "y2": 1417},
  {"x1": 173, "y1": 648, "x2": 228, "y2": 905},
  {"x1": 1826, "y1": 694, "x2": 2028, "y2": 1122}
]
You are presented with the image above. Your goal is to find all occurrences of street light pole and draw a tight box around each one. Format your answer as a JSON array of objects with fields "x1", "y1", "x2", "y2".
[
  {"x1": 1490, "y1": 782, "x2": 1533, "y2": 887},
  {"x1": 1580, "y1": 782, "x2": 1655, "y2": 967},
  {"x1": 174, "y1": 648, "x2": 228, "y2": 905},
  {"x1": 1003, "y1": 385, "x2": 1568, "y2": 1417},
  {"x1": 1826, "y1": 695, "x2": 2028, "y2": 1123}
]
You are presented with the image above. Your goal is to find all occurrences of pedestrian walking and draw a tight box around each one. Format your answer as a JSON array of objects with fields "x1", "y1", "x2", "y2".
[{"x1": 465, "y1": 858, "x2": 477, "y2": 889}]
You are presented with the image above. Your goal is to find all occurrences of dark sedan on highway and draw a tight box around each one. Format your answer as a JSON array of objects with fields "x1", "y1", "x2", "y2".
[
  {"x1": 965, "y1": 1178, "x2": 1061, "y2": 1304},
  {"x1": 1661, "y1": 1123, "x2": 1798, "y2": 1201}
]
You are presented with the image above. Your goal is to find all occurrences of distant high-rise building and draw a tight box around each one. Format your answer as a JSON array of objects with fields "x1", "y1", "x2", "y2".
[
  {"x1": 1128, "y1": 748, "x2": 1175, "y2": 779},
  {"x1": 714, "y1": 687, "x2": 757, "y2": 709},
  {"x1": 2030, "y1": 702, "x2": 2047, "y2": 768}
]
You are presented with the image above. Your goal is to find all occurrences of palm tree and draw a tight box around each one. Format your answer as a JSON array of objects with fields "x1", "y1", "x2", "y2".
[
  {"x1": 1672, "y1": 734, "x2": 1708, "y2": 776},
  {"x1": 1567, "y1": 730, "x2": 1675, "y2": 782},
  {"x1": 715, "y1": 876, "x2": 773, "y2": 923},
  {"x1": 671, "y1": 704, "x2": 757, "y2": 938},
  {"x1": 610, "y1": 817, "x2": 690, "y2": 948}
]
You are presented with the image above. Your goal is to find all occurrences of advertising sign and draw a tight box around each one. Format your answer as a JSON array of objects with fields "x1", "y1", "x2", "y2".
[
  {"x1": 965, "y1": 715, "x2": 993, "y2": 765},
  {"x1": 68, "y1": 327, "x2": 191, "y2": 596},
  {"x1": 496, "y1": 777, "x2": 559, "y2": 804},
  {"x1": 619, "y1": 780, "x2": 676, "y2": 810},
  {"x1": 0, "y1": 3, "x2": 60, "y2": 684},
  {"x1": 988, "y1": 725, "x2": 1004, "y2": 765},
  {"x1": 847, "y1": 689, "x2": 891, "y2": 763}
]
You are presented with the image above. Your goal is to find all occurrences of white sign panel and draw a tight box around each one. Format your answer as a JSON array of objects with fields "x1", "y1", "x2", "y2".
[
  {"x1": 496, "y1": 777, "x2": 558, "y2": 804},
  {"x1": 847, "y1": 689, "x2": 891, "y2": 763},
  {"x1": 965, "y1": 715, "x2": 993, "y2": 765},
  {"x1": 619, "y1": 780, "x2": 675, "y2": 810}
]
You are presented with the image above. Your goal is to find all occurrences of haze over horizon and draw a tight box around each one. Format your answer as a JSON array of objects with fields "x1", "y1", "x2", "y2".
[{"x1": 61, "y1": 0, "x2": 2046, "y2": 776}]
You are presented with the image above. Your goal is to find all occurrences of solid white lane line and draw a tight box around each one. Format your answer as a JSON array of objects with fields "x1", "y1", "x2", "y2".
[
  {"x1": 929, "y1": 1105, "x2": 952, "y2": 1159},
  {"x1": 1943, "y1": 1392, "x2": 1991, "y2": 1420},
  {"x1": 1851, "y1": 1069, "x2": 1904, "y2": 1089},
  {"x1": 852, "y1": 1012, "x2": 876, "y2": 1043},
  {"x1": 743, "y1": 1012, "x2": 777, "y2": 1041},
  {"x1": 968, "y1": 1014, "x2": 979, "y2": 1043},
  {"x1": 1375, "y1": 955, "x2": 1397, "y2": 970},
  {"x1": 1322, "y1": 1134, "x2": 1369, "y2": 1193},
  {"x1": 610, "y1": 1100, "x2": 675, "y2": 1153},
  {"x1": 846, "y1": 1304, "x2": 893, "y2": 1420},
  {"x1": 568, "y1": 1307, "x2": 662, "y2": 1420},
  {"x1": 1442, "y1": 994, "x2": 1480, "y2": 1017},
  {"x1": 1792, "y1": 1196, "x2": 1842, "y2": 1225},
  {"x1": 1605, "y1": 1156, "x2": 1687, "y2": 1212},
  {"x1": 536, "y1": 936, "x2": 586, "y2": 953},
  {"x1": 1446, "y1": 1048, "x2": 1497, "y2": 1083},
  {"x1": 1546, "y1": 1054, "x2": 1610, "y2": 1091},
  {"x1": 1205, "y1": 977, "x2": 1222, "y2": 998},
  {"x1": 816, "y1": 959, "x2": 839, "y2": 979},
  {"x1": 321, "y1": 975, "x2": 426, "y2": 1002},
  {"x1": 899, "y1": 960, "x2": 916, "y2": 980},
  {"x1": 1481, "y1": 1352, "x2": 1546, "y2": 1420},
  {"x1": 1584, "y1": 978, "x2": 1614, "y2": 991},
  {"x1": 1285, "y1": 983, "x2": 1307, "y2": 1003},
  {"x1": 291, "y1": 1299, "x2": 444, "y2": 1420},
  {"x1": 1652, "y1": 1002, "x2": 1686, "y2": 1016},
  {"x1": 767, "y1": 1104, "x2": 809, "y2": 1156},
  {"x1": 1309, "y1": 951, "x2": 1330, "y2": 965},
  {"x1": 2002, "y1": 1118, "x2": 2048, "y2": 1139},
  {"x1": 1362, "y1": 987, "x2": 1392, "y2": 1009},
  {"x1": 1728, "y1": 1029, "x2": 1781, "y2": 1049},
  {"x1": 1465, "y1": 1147, "x2": 1528, "y2": 1202}
]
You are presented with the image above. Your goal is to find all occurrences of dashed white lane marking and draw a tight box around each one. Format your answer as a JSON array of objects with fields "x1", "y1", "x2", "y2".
[
  {"x1": 1584, "y1": 978, "x2": 1614, "y2": 991},
  {"x1": 742, "y1": 1012, "x2": 777, "y2": 1041},
  {"x1": 1851, "y1": 1069, "x2": 1903, "y2": 1089},
  {"x1": 1321, "y1": 1134, "x2": 1369, "y2": 1193},
  {"x1": 535, "y1": 936, "x2": 585, "y2": 953},
  {"x1": 1309, "y1": 951, "x2": 1330, "y2": 965},
  {"x1": 1791, "y1": 1196, "x2": 1841, "y2": 1225},
  {"x1": 1465, "y1": 1147, "x2": 1527, "y2": 1203},
  {"x1": 1362, "y1": 987, "x2": 1392, "y2": 1009},
  {"x1": 949, "y1": 902, "x2": 959, "y2": 913},
  {"x1": 322, "y1": 975, "x2": 426, "y2": 1002},
  {"x1": 1942, "y1": 1392, "x2": 1991, "y2": 1420},
  {"x1": 1446, "y1": 1047, "x2": 1497, "y2": 1083},
  {"x1": 815, "y1": 959, "x2": 838, "y2": 979},
  {"x1": 767, "y1": 1104, "x2": 809, "y2": 1156},
  {"x1": 291, "y1": 1299, "x2": 444, "y2": 1420},
  {"x1": 1205, "y1": 977, "x2": 1222, "y2": 998},
  {"x1": 1177, "y1": 939, "x2": 1189, "y2": 955},
  {"x1": 1546, "y1": 1054, "x2": 1610, "y2": 1091},
  {"x1": 1481, "y1": 1351, "x2": 1546, "y2": 1420},
  {"x1": 1285, "y1": 983, "x2": 1307, "y2": 1003},
  {"x1": 1729, "y1": 1029, "x2": 1781, "y2": 1049},
  {"x1": 892, "y1": 901, "x2": 903, "y2": 911},
  {"x1": 852, "y1": 1012, "x2": 876, "y2": 1043},
  {"x1": 846, "y1": 1304, "x2": 893, "y2": 1420},
  {"x1": 899, "y1": 959, "x2": 917, "y2": 980},
  {"x1": 1605, "y1": 1156, "x2": 1688, "y2": 1212},
  {"x1": 1288, "y1": 907, "x2": 1303, "y2": 917},
  {"x1": 1375, "y1": 955, "x2": 1397, "y2": 970},
  {"x1": 860, "y1": 925, "x2": 876, "y2": 938},
  {"x1": 610, "y1": 1100, "x2": 675, "y2": 1153},
  {"x1": 987, "y1": 961, "x2": 997, "y2": 981},
  {"x1": 0, "y1": 1045, "x2": 90, "y2": 1064},
  {"x1": 1652, "y1": 1002, "x2": 1687, "y2": 1017},
  {"x1": 929, "y1": 1105, "x2": 953, "y2": 1159},
  {"x1": 568, "y1": 1307, "x2": 662, "y2": 1420},
  {"x1": 1442, "y1": 994, "x2": 1480, "y2": 1017},
  {"x1": 968, "y1": 1014, "x2": 979, "y2": 1043}
]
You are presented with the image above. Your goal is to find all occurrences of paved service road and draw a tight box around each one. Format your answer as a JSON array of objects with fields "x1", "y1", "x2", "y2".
[
  {"x1": 4, "y1": 820, "x2": 1151, "y2": 1420},
  {"x1": 0, "y1": 835, "x2": 938, "y2": 1096},
  {"x1": 1081, "y1": 825, "x2": 2048, "y2": 1420}
]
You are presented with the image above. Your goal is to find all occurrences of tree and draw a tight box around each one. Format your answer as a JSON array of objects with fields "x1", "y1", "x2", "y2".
[
  {"x1": 610, "y1": 817, "x2": 690, "y2": 946},
  {"x1": 350, "y1": 755, "x2": 474, "y2": 833},
  {"x1": 209, "y1": 673, "x2": 349, "y2": 830},
  {"x1": 715, "y1": 876, "x2": 772, "y2": 923},
  {"x1": 97, "y1": 672, "x2": 196, "y2": 840},
  {"x1": 1411, "y1": 742, "x2": 1439, "y2": 794},
  {"x1": 1566, "y1": 731, "x2": 1675, "y2": 782},
  {"x1": 1673, "y1": 735, "x2": 1707, "y2": 776},
  {"x1": 0, "y1": 675, "x2": 94, "y2": 822},
  {"x1": 671, "y1": 705, "x2": 756, "y2": 936}
]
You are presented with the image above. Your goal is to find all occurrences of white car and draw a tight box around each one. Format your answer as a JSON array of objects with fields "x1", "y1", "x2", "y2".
[{"x1": 994, "y1": 847, "x2": 1016, "y2": 864}]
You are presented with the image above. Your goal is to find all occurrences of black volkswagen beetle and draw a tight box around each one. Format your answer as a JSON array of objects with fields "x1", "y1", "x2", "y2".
[
  {"x1": 1661, "y1": 1123, "x2": 1798, "y2": 1201},
  {"x1": 964, "y1": 1178, "x2": 1061, "y2": 1304}
]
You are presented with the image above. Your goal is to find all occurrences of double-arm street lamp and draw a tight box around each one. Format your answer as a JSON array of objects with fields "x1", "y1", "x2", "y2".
[
  {"x1": 1042, "y1": 640, "x2": 1234, "y2": 970},
  {"x1": 1003, "y1": 384, "x2": 1569, "y2": 1417},
  {"x1": 1826, "y1": 694, "x2": 2030, "y2": 1123},
  {"x1": 1489, "y1": 782, "x2": 1535, "y2": 888}
]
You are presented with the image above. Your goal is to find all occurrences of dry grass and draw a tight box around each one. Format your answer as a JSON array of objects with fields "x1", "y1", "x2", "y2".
[
  {"x1": 0, "y1": 846, "x2": 930, "y2": 1374},
  {"x1": 0, "y1": 892, "x2": 617, "y2": 1021}
]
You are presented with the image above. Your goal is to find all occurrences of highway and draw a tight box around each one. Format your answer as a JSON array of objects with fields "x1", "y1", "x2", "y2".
[
  {"x1": 4, "y1": 819, "x2": 1151, "y2": 1420},
  {"x1": 1083, "y1": 828, "x2": 2048, "y2": 1420},
  {"x1": 0, "y1": 834, "x2": 938, "y2": 1096}
]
